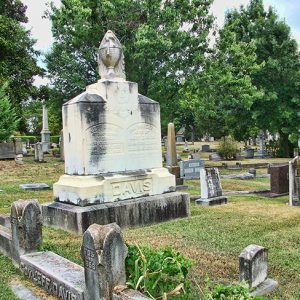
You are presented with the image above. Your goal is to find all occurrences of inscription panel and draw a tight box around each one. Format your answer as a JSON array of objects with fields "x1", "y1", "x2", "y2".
[
  {"x1": 82, "y1": 246, "x2": 97, "y2": 271},
  {"x1": 179, "y1": 159, "x2": 205, "y2": 179},
  {"x1": 20, "y1": 261, "x2": 84, "y2": 300}
]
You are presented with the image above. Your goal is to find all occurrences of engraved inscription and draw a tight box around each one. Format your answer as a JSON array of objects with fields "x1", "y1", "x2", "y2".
[
  {"x1": 83, "y1": 247, "x2": 97, "y2": 271},
  {"x1": 20, "y1": 262, "x2": 81, "y2": 300},
  {"x1": 112, "y1": 179, "x2": 152, "y2": 200}
]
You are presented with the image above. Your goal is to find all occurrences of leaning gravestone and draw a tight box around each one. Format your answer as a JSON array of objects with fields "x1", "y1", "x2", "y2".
[
  {"x1": 196, "y1": 168, "x2": 228, "y2": 206},
  {"x1": 270, "y1": 164, "x2": 289, "y2": 197},
  {"x1": 179, "y1": 159, "x2": 204, "y2": 179},
  {"x1": 43, "y1": 30, "x2": 189, "y2": 234},
  {"x1": 239, "y1": 244, "x2": 278, "y2": 296}
]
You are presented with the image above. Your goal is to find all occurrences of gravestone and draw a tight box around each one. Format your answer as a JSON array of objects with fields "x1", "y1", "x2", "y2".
[
  {"x1": 239, "y1": 245, "x2": 278, "y2": 296},
  {"x1": 20, "y1": 183, "x2": 49, "y2": 190},
  {"x1": 179, "y1": 159, "x2": 204, "y2": 179},
  {"x1": 249, "y1": 168, "x2": 256, "y2": 177},
  {"x1": 15, "y1": 154, "x2": 24, "y2": 165},
  {"x1": 201, "y1": 144, "x2": 210, "y2": 152},
  {"x1": 270, "y1": 164, "x2": 289, "y2": 196},
  {"x1": 43, "y1": 30, "x2": 189, "y2": 234},
  {"x1": 289, "y1": 157, "x2": 300, "y2": 206},
  {"x1": 166, "y1": 123, "x2": 183, "y2": 186},
  {"x1": 41, "y1": 105, "x2": 51, "y2": 153},
  {"x1": 59, "y1": 129, "x2": 64, "y2": 161},
  {"x1": 196, "y1": 168, "x2": 228, "y2": 206},
  {"x1": 255, "y1": 130, "x2": 268, "y2": 158},
  {"x1": 209, "y1": 153, "x2": 221, "y2": 161},
  {"x1": 34, "y1": 143, "x2": 44, "y2": 162},
  {"x1": 244, "y1": 148, "x2": 254, "y2": 159},
  {"x1": 81, "y1": 223, "x2": 127, "y2": 299},
  {"x1": 209, "y1": 137, "x2": 214, "y2": 142}
]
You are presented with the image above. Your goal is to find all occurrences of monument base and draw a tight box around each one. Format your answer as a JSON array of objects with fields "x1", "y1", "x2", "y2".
[
  {"x1": 250, "y1": 278, "x2": 278, "y2": 296},
  {"x1": 43, "y1": 192, "x2": 190, "y2": 234},
  {"x1": 195, "y1": 196, "x2": 228, "y2": 206},
  {"x1": 53, "y1": 167, "x2": 175, "y2": 206}
]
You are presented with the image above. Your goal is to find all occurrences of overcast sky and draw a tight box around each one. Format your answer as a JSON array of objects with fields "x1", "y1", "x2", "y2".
[{"x1": 21, "y1": 0, "x2": 300, "y2": 86}]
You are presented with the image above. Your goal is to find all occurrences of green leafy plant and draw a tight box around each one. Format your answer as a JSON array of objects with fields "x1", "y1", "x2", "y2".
[
  {"x1": 218, "y1": 136, "x2": 239, "y2": 160},
  {"x1": 126, "y1": 244, "x2": 192, "y2": 299}
]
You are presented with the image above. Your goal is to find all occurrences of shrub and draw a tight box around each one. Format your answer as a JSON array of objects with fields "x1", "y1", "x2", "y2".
[
  {"x1": 218, "y1": 136, "x2": 239, "y2": 160},
  {"x1": 126, "y1": 244, "x2": 192, "y2": 299}
]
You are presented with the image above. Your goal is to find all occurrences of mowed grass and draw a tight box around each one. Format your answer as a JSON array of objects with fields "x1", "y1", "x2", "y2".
[{"x1": 0, "y1": 155, "x2": 299, "y2": 299}]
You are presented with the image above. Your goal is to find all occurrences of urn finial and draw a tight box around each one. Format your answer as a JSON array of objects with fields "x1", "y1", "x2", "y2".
[{"x1": 98, "y1": 30, "x2": 125, "y2": 80}]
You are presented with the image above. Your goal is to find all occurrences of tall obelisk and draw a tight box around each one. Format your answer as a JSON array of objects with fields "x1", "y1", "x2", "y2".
[{"x1": 41, "y1": 105, "x2": 51, "y2": 153}]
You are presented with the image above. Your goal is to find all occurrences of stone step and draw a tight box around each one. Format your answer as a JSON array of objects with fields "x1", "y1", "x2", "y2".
[{"x1": 20, "y1": 251, "x2": 85, "y2": 299}]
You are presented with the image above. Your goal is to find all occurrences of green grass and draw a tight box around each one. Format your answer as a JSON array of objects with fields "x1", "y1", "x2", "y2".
[{"x1": 0, "y1": 155, "x2": 299, "y2": 299}]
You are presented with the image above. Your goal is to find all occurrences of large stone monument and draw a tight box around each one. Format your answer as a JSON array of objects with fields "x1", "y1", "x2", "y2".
[
  {"x1": 41, "y1": 105, "x2": 51, "y2": 153},
  {"x1": 43, "y1": 30, "x2": 189, "y2": 233},
  {"x1": 255, "y1": 130, "x2": 268, "y2": 158}
]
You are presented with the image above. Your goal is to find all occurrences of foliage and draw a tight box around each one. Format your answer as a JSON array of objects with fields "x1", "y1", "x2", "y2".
[
  {"x1": 0, "y1": 83, "x2": 19, "y2": 142},
  {"x1": 0, "y1": 0, "x2": 42, "y2": 132},
  {"x1": 224, "y1": 0, "x2": 300, "y2": 156},
  {"x1": 217, "y1": 136, "x2": 239, "y2": 160},
  {"x1": 126, "y1": 244, "x2": 192, "y2": 299},
  {"x1": 45, "y1": 0, "x2": 214, "y2": 130}
]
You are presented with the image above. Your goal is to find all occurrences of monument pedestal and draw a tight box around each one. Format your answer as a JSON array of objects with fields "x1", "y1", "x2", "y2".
[
  {"x1": 195, "y1": 196, "x2": 228, "y2": 206},
  {"x1": 43, "y1": 192, "x2": 190, "y2": 234}
]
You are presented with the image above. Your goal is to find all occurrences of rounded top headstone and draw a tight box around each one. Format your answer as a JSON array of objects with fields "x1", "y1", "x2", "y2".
[{"x1": 98, "y1": 30, "x2": 125, "y2": 80}]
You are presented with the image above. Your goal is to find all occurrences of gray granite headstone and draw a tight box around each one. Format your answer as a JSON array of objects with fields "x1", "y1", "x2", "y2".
[
  {"x1": 201, "y1": 144, "x2": 210, "y2": 152},
  {"x1": 81, "y1": 223, "x2": 127, "y2": 300},
  {"x1": 239, "y1": 244, "x2": 278, "y2": 295},
  {"x1": 179, "y1": 159, "x2": 204, "y2": 179},
  {"x1": 20, "y1": 183, "x2": 49, "y2": 190}
]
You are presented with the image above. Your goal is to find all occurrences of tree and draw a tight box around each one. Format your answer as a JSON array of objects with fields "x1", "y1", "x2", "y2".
[
  {"x1": 46, "y1": 0, "x2": 215, "y2": 130},
  {"x1": 178, "y1": 24, "x2": 262, "y2": 141},
  {"x1": 0, "y1": 0, "x2": 42, "y2": 132},
  {"x1": 224, "y1": 0, "x2": 300, "y2": 156},
  {"x1": 0, "y1": 83, "x2": 19, "y2": 142}
]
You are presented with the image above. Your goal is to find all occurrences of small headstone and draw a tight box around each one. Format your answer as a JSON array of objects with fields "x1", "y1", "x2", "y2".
[
  {"x1": 19, "y1": 183, "x2": 49, "y2": 190},
  {"x1": 244, "y1": 148, "x2": 254, "y2": 159},
  {"x1": 239, "y1": 244, "x2": 278, "y2": 296},
  {"x1": 209, "y1": 137, "x2": 214, "y2": 142},
  {"x1": 34, "y1": 143, "x2": 44, "y2": 162},
  {"x1": 196, "y1": 168, "x2": 228, "y2": 206},
  {"x1": 249, "y1": 168, "x2": 256, "y2": 177},
  {"x1": 22, "y1": 145, "x2": 28, "y2": 156},
  {"x1": 179, "y1": 159, "x2": 204, "y2": 179},
  {"x1": 81, "y1": 223, "x2": 127, "y2": 300},
  {"x1": 270, "y1": 164, "x2": 289, "y2": 196},
  {"x1": 15, "y1": 154, "x2": 24, "y2": 165},
  {"x1": 209, "y1": 153, "x2": 221, "y2": 161},
  {"x1": 201, "y1": 144, "x2": 210, "y2": 152}
]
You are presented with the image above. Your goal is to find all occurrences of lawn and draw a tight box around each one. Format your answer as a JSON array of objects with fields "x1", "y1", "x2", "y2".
[{"x1": 0, "y1": 155, "x2": 299, "y2": 299}]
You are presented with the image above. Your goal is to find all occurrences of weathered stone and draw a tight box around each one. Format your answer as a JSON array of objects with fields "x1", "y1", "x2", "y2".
[
  {"x1": 255, "y1": 130, "x2": 268, "y2": 158},
  {"x1": 34, "y1": 143, "x2": 44, "y2": 162},
  {"x1": 41, "y1": 105, "x2": 51, "y2": 153},
  {"x1": 11, "y1": 283, "x2": 42, "y2": 300},
  {"x1": 196, "y1": 168, "x2": 228, "y2": 206},
  {"x1": 239, "y1": 244, "x2": 278, "y2": 295},
  {"x1": 221, "y1": 173, "x2": 254, "y2": 180},
  {"x1": 43, "y1": 192, "x2": 190, "y2": 234},
  {"x1": 248, "y1": 168, "x2": 256, "y2": 177},
  {"x1": 179, "y1": 159, "x2": 204, "y2": 179},
  {"x1": 201, "y1": 144, "x2": 210, "y2": 152},
  {"x1": 20, "y1": 251, "x2": 85, "y2": 299},
  {"x1": 0, "y1": 139, "x2": 22, "y2": 159},
  {"x1": 19, "y1": 183, "x2": 49, "y2": 190},
  {"x1": 166, "y1": 123, "x2": 177, "y2": 167},
  {"x1": 113, "y1": 288, "x2": 151, "y2": 300},
  {"x1": 81, "y1": 223, "x2": 127, "y2": 300},
  {"x1": 289, "y1": 157, "x2": 300, "y2": 205},
  {"x1": 270, "y1": 164, "x2": 289, "y2": 196},
  {"x1": 209, "y1": 153, "x2": 221, "y2": 161},
  {"x1": 244, "y1": 148, "x2": 254, "y2": 159}
]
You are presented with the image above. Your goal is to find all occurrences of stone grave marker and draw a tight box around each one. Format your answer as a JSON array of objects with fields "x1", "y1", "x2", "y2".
[
  {"x1": 289, "y1": 156, "x2": 300, "y2": 206},
  {"x1": 249, "y1": 168, "x2": 256, "y2": 177},
  {"x1": 179, "y1": 159, "x2": 204, "y2": 179},
  {"x1": 41, "y1": 105, "x2": 51, "y2": 153},
  {"x1": 270, "y1": 164, "x2": 289, "y2": 197},
  {"x1": 209, "y1": 153, "x2": 221, "y2": 161},
  {"x1": 59, "y1": 129, "x2": 64, "y2": 161},
  {"x1": 196, "y1": 168, "x2": 228, "y2": 206},
  {"x1": 255, "y1": 130, "x2": 268, "y2": 158},
  {"x1": 34, "y1": 143, "x2": 44, "y2": 162},
  {"x1": 239, "y1": 244, "x2": 278, "y2": 296},
  {"x1": 201, "y1": 144, "x2": 210, "y2": 152},
  {"x1": 19, "y1": 183, "x2": 49, "y2": 190},
  {"x1": 43, "y1": 30, "x2": 189, "y2": 234}
]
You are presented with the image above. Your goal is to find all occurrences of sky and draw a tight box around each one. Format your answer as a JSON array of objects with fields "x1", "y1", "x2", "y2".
[{"x1": 21, "y1": 0, "x2": 300, "y2": 86}]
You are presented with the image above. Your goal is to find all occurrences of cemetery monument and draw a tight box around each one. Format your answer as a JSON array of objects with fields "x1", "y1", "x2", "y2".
[
  {"x1": 43, "y1": 30, "x2": 190, "y2": 233},
  {"x1": 41, "y1": 105, "x2": 51, "y2": 153}
]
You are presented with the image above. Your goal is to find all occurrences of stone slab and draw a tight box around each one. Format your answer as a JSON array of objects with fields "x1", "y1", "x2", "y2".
[
  {"x1": 221, "y1": 173, "x2": 254, "y2": 180},
  {"x1": 43, "y1": 192, "x2": 190, "y2": 234},
  {"x1": 179, "y1": 159, "x2": 204, "y2": 179},
  {"x1": 250, "y1": 278, "x2": 278, "y2": 296},
  {"x1": 19, "y1": 183, "x2": 50, "y2": 190},
  {"x1": 20, "y1": 251, "x2": 85, "y2": 299},
  {"x1": 113, "y1": 289, "x2": 151, "y2": 300},
  {"x1": 195, "y1": 196, "x2": 228, "y2": 206}
]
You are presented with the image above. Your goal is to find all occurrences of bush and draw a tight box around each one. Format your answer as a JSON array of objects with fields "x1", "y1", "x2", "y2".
[
  {"x1": 218, "y1": 136, "x2": 239, "y2": 160},
  {"x1": 126, "y1": 244, "x2": 192, "y2": 299}
]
